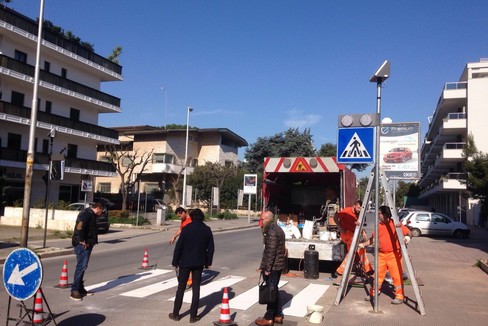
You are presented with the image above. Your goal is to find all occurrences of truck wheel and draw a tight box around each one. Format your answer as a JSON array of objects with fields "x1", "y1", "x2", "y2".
[{"x1": 411, "y1": 228, "x2": 421, "y2": 237}]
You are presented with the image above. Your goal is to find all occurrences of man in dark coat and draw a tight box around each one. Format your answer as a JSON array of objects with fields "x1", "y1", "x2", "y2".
[
  {"x1": 169, "y1": 208, "x2": 214, "y2": 323},
  {"x1": 70, "y1": 202, "x2": 103, "y2": 301},
  {"x1": 255, "y1": 211, "x2": 286, "y2": 326}
]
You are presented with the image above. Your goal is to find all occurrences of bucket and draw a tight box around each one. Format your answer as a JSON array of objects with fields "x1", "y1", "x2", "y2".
[
  {"x1": 330, "y1": 231, "x2": 337, "y2": 240},
  {"x1": 306, "y1": 304, "x2": 324, "y2": 324},
  {"x1": 319, "y1": 231, "x2": 330, "y2": 241}
]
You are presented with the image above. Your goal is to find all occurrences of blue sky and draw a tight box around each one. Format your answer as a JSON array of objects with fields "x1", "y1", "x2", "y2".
[{"x1": 9, "y1": 1, "x2": 488, "y2": 162}]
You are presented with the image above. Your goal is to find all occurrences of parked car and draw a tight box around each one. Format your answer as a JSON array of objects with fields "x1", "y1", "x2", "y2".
[
  {"x1": 68, "y1": 202, "x2": 110, "y2": 234},
  {"x1": 383, "y1": 147, "x2": 413, "y2": 163},
  {"x1": 401, "y1": 211, "x2": 469, "y2": 238}
]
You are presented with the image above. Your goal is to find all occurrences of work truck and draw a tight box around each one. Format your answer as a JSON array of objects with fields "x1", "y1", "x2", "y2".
[{"x1": 262, "y1": 156, "x2": 357, "y2": 262}]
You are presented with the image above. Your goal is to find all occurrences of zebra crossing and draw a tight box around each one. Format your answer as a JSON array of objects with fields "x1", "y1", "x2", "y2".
[{"x1": 84, "y1": 269, "x2": 330, "y2": 318}]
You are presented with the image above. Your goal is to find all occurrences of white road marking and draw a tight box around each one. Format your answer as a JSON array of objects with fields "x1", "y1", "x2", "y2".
[
  {"x1": 229, "y1": 280, "x2": 288, "y2": 310},
  {"x1": 282, "y1": 283, "x2": 329, "y2": 317},
  {"x1": 168, "y1": 275, "x2": 245, "y2": 303},
  {"x1": 85, "y1": 269, "x2": 172, "y2": 293},
  {"x1": 120, "y1": 277, "x2": 179, "y2": 297}
]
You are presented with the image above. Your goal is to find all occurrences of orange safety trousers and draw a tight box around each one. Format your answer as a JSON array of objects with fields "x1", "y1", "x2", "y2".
[
  {"x1": 370, "y1": 251, "x2": 404, "y2": 300},
  {"x1": 336, "y1": 230, "x2": 373, "y2": 275}
]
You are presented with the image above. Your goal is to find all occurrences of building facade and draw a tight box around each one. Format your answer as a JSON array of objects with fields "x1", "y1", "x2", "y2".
[
  {"x1": 94, "y1": 125, "x2": 248, "y2": 206},
  {"x1": 419, "y1": 59, "x2": 488, "y2": 225},
  {"x1": 0, "y1": 7, "x2": 121, "y2": 207}
]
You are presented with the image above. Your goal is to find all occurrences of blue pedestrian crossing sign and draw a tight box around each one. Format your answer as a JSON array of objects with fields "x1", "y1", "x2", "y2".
[
  {"x1": 337, "y1": 127, "x2": 375, "y2": 164},
  {"x1": 3, "y1": 248, "x2": 43, "y2": 301}
]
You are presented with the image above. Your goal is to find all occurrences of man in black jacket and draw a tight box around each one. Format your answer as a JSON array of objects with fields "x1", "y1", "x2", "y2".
[
  {"x1": 169, "y1": 208, "x2": 214, "y2": 323},
  {"x1": 255, "y1": 211, "x2": 286, "y2": 326},
  {"x1": 70, "y1": 202, "x2": 103, "y2": 301}
]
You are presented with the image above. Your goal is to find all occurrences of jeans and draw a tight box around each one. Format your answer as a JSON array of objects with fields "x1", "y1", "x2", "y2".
[
  {"x1": 264, "y1": 271, "x2": 283, "y2": 320},
  {"x1": 172, "y1": 267, "x2": 203, "y2": 318},
  {"x1": 71, "y1": 244, "x2": 92, "y2": 292}
]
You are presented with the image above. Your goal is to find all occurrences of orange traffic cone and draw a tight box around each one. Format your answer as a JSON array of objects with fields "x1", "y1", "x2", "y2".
[
  {"x1": 55, "y1": 260, "x2": 69, "y2": 288},
  {"x1": 33, "y1": 288, "x2": 44, "y2": 324},
  {"x1": 213, "y1": 287, "x2": 237, "y2": 326},
  {"x1": 140, "y1": 249, "x2": 149, "y2": 269}
]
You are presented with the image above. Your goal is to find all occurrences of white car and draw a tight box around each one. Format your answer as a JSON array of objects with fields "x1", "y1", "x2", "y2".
[
  {"x1": 401, "y1": 211, "x2": 470, "y2": 238},
  {"x1": 69, "y1": 202, "x2": 110, "y2": 234}
]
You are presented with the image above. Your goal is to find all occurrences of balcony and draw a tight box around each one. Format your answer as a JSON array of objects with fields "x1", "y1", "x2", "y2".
[
  {"x1": 440, "y1": 112, "x2": 467, "y2": 136},
  {"x1": 0, "y1": 7, "x2": 122, "y2": 76},
  {"x1": 151, "y1": 163, "x2": 195, "y2": 175},
  {"x1": 440, "y1": 142, "x2": 465, "y2": 161},
  {"x1": 0, "y1": 147, "x2": 116, "y2": 176},
  {"x1": 0, "y1": 101, "x2": 119, "y2": 142},
  {"x1": 420, "y1": 172, "x2": 467, "y2": 198},
  {"x1": 0, "y1": 55, "x2": 121, "y2": 110}
]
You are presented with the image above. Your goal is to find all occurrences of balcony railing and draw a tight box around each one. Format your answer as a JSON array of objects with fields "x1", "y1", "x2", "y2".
[
  {"x1": 444, "y1": 142, "x2": 466, "y2": 150},
  {"x1": 0, "y1": 55, "x2": 121, "y2": 107},
  {"x1": 0, "y1": 101, "x2": 119, "y2": 140},
  {"x1": 444, "y1": 82, "x2": 467, "y2": 90},
  {"x1": 446, "y1": 112, "x2": 466, "y2": 120},
  {"x1": 0, "y1": 7, "x2": 122, "y2": 75},
  {"x1": 0, "y1": 147, "x2": 116, "y2": 173},
  {"x1": 445, "y1": 172, "x2": 467, "y2": 180}
]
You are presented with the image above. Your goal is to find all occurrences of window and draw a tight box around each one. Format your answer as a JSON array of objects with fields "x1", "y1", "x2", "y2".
[
  {"x1": 415, "y1": 214, "x2": 430, "y2": 222},
  {"x1": 432, "y1": 214, "x2": 446, "y2": 223},
  {"x1": 45, "y1": 101, "x2": 52, "y2": 113},
  {"x1": 67, "y1": 144, "x2": 78, "y2": 158},
  {"x1": 70, "y1": 108, "x2": 80, "y2": 121},
  {"x1": 190, "y1": 158, "x2": 198, "y2": 167},
  {"x1": 99, "y1": 156, "x2": 111, "y2": 163},
  {"x1": 61, "y1": 68, "x2": 67, "y2": 78},
  {"x1": 42, "y1": 139, "x2": 49, "y2": 154},
  {"x1": 7, "y1": 133, "x2": 21, "y2": 150},
  {"x1": 14, "y1": 50, "x2": 27, "y2": 63},
  {"x1": 145, "y1": 183, "x2": 159, "y2": 193},
  {"x1": 122, "y1": 156, "x2": 133, "y2": 167},
  {"x1": 153, "y1": 153, "x2": 165, "y2": 163},
  {"x1": 11, "y1": 91, "x2": 25, "y2": 106},
  {"x1": 44, "y1": 61, "x2": 50, "y2": 72},
  {"x1": 99, "y1": 183, "x2": 111, "y2": 193}
]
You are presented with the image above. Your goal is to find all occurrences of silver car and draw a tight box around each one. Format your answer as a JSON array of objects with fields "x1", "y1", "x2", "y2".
[{"x1": 401, "y1": 211, "x2": 470, "y2": 238}]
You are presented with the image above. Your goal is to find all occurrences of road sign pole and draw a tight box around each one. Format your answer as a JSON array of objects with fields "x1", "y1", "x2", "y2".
[{"x1": 373, "y1": 79, "x2": 382, "y2": 312}]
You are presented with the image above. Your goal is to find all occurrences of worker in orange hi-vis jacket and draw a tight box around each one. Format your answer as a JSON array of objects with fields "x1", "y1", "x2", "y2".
[
  {"x1": 359, "y1": 205, "x2": 412, "y2": 304},
  {"x1": 333, "y1": 200, "x2": 373, "y2": 285}
]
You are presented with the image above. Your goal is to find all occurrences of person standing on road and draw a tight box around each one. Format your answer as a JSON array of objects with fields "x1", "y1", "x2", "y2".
[
  {"x1": 359, "y1": 205, "x2": 412, "y2": 304},
  {"x1": 169, "y1": 208, "x2": 214, "y2": 323},
  {"x1": 255, "y1": 211, "x2": 286, "y2": 326},
  {"x1": 169, "y1": 207, "x2": 193, "y2": 288},
  {"x1": 70, "y1": 202, "x2": 104, "y2": 301},
  {"x1": 333, "y1": 200, "x2": 373, "y2": 284}
]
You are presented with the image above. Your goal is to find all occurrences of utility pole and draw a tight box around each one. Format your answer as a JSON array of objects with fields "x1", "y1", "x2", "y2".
[{"x1": 21, "y1": 0, "x2": 45, "y2": 247}]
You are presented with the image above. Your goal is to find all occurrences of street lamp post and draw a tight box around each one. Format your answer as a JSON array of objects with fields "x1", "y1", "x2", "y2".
[
  {"x1": 182, "y1": 106, "x2": 193, "y2": 208},
  {"x1": 369, "y1": 60, "x2": 390, "y2": 313}
]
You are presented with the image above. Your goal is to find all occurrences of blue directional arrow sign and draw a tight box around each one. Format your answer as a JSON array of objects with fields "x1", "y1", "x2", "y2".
[
  {"x1": 2, "y1": 248, "x2": 43, "y2": 301},
  {"x1": 337, "y1": 127, "x2": 375, "y2": 164}
]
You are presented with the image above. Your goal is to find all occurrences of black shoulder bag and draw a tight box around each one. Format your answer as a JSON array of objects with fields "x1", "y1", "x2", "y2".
[{"x1": 258, "y1": 272, "x2": 276, "y2": 304}]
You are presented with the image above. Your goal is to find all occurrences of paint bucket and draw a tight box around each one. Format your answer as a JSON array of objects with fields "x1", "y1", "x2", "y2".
[
  {"x1": 330, "y1": 231, "x2": 337, "y2": 240},
  {"x1": 306, "y1": 304, "x2": 324, "y2": 324},
  {"x1": 319, "y1": 231, "x2": 330, "y2": 241}
]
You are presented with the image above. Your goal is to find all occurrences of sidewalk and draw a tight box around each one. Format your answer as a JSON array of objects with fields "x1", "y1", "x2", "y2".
[{"x1": 0, "y1": 216, "x2": 261, "y2": 264}]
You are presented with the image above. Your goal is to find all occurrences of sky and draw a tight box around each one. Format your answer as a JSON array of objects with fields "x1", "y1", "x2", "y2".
[{"x1": 8, "y1": 1, "x2": 488, "y2": 165}]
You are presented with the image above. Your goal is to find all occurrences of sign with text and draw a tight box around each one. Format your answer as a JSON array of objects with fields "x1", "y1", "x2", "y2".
[
  {"x1": 243, "y1": 174, "x2": 258, "y2": 194},
  {"x1": 380, "y1": 122, "x2": 420, "y2": 180}
]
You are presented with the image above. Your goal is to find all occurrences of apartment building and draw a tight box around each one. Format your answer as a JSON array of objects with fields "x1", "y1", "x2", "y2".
[
  {"x1": 419, "y1": 59, "x2": 488, "y2": 225},
  {"x1": 95, "y1": 125, "x2": 248, "y2": 203},
  {"x1": 0, "y1": 7, "x2": 121, "y2": 206}
]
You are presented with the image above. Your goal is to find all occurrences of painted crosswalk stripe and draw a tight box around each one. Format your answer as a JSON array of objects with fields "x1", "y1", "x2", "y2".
[
  {"x1": 168, "y1": 275, "x2": 245, "y2": 303},
  {"x1": 229, "y1": 280, "x2": 288, "y2": 310},
  {"x1": 85, "y1": 269, "x2": 172, "y2": 293},
  {"x1": 282, "y1": 283, "x2": 329, "y2": 317},
  {"x1": 120, "y1": 277, "x2": 179, "y2": 297}
]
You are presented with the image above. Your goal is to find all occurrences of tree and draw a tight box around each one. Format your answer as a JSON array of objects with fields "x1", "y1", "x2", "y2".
[
  {"x1": 107, "y1": 46, "x2": 123, "y2": 64},
  {"x1": 188, "y1": 162, "x2": 237, "y2": 212},
  {"x1": 318, "y1": 143, "x2": 336, "y2": 157},
  {"x1": 244, "y1": 128, "x2": 316, "y2": 173},
  {"x1": 463, "y1": 133, "x2": 488, "y2": 225},
  {"x1": 103, "y1": 143, "x2": 154, "y2": 210}
]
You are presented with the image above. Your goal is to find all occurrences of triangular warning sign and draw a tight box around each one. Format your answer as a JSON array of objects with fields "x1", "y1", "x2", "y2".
[
  {"x1": 290, "y1": 158, "x2": 312, "y2": 172},
  {"x1": 340, "y1": 132, "x2": 372, "y2": 159}
]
